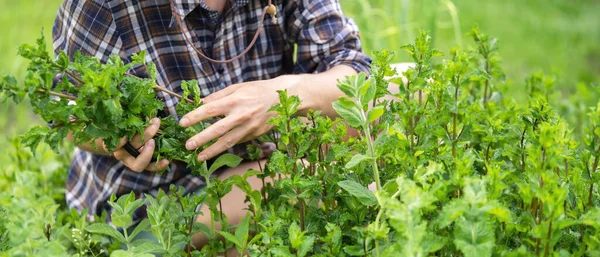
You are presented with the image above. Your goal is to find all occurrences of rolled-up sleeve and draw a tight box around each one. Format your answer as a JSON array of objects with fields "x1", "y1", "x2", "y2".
[{"x1": 286, "y1": 0, "x2": 371, "y2": 75}]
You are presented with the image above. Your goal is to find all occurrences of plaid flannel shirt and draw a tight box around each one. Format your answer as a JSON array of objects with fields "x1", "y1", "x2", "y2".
[{"x1": 52, "y1": 0, "x2": 370, "y2": 220}]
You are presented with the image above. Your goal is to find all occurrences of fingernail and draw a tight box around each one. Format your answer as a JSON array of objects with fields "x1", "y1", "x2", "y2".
[
  {"x1": 186, "y1": 140, "x2": 197, "y2": 150},
  {"x1": 198, "y1": 154, "x2": 207, "y2": 162},
  {"x1": 179, "y1": 117, "x2": 189, "y2": 127},
  {"x1": 150, "y1": 118, "x2": 160, "y2": 125},
  {"x1": 147, "y1": 139, "x2": 155, "y2": 148}
]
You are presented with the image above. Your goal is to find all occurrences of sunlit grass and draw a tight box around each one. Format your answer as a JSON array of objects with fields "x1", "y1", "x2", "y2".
[{"x1": 340, "y1": 0, "x2": 600, "y2": 100}]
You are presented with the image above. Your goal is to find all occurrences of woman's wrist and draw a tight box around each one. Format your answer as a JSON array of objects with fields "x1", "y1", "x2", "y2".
[
  {"x1": 285, "y1": 65, "x2": 358, "y2": 117},
  {"x1": 286, "y1": 73, "x2": 317, "y2": 116}
]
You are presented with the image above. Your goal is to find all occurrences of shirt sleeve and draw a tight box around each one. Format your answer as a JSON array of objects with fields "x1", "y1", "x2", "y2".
[
  {"x1": 286, "y1": 0, "x2": 371, "y2": 75},
  {"x1": 52, "y1": 0, "x2": 121, "y2": 61}
]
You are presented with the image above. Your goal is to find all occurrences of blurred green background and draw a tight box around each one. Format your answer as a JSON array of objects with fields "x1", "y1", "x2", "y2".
[{"x1": 0, "y1": 0, "x2": 599, "y2": 162}]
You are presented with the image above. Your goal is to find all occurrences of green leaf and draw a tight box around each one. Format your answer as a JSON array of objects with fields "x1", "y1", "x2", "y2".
[
  {"x1": 55, "y1": 52, "x2": 69, "y2": 70},
  {"x1": 288, "y1": 222, "x2": 304, "y2": 250},
  {"x1": 298, "y1": 235, "x2": 315, "y2": 257},
  {"x1": 129, "y1": 219, "x2": 150, "y2": 241},
  {"x1": 208, "y1": 153, "x2": 243, "y2": 174},
  {"x1": 337, "y1": 96, "x2": 360, "y2": 110},
  {"x1": 86, "y1": 223, "x2": 126, "y2": 243},
  {"x1": 332, "y1": 101, "x2": 364, "y2": 128},
  {"x1": 111, "y1": 214, "x2": 133, "y2": 229},
  {"x1": 192, "y1": 222, "x2": 213, "y2": 238},
  {"x1": 453, "y1": 220, "x2": 495, "y2": 257},
  {"x1": 366, "y1": 105, "x2": 385, "y2": 123},
  {"x1": 336, "y1": 77, "x2": 357, "y2": 98},
  {"x1": 338, "y1": 180, "x2": 377, "y2": 206},
  {"x1": 359, "y1": 77, "x2": 376, "y2": 106},
  {"x1": 103, "y1": 98, "x2": 123, "y2": 121},
  {"x1": 235, "y1": 213, "x2": 251, "y2": 244},
  {"x1": 344, "y1": 245, "x2": 368, "y2": 256},
  {"x1": 132, "y1": 241, "x2": 163, "y2": 254},
  {"x1": 111, "y1": 249, "x2": 155, "y2": 257},
  {"x1": 218, "y1": 231, "x2": 241, "y2": 248},
  {"x1": 345, "y1": 154, "x2": 372, "y2": 169}
]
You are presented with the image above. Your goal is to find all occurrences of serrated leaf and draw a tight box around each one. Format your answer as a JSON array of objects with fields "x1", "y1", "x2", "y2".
[
  {"x1": 208, "y1": 153, "x2": 243, "y2": 174},
  {"x1": 103, "y1": 98, "x2": 123, "y2": 121},
  {"x1": 132, "y1": 241, "x2": 163, "y2": 254},
  {"x1": 338, "y1": 180, "x2": 377, "y2": 206},
  {"x1": 298, "y1": 235, "x2": 315, "y2": 257},
  {"x1": 288, "y1": 222, "x2": 303, "y2": 249},
  {"x1": 86, "y1": 223, "x2": 126, "y2": 243},
  {"x1": 345, "y1": 154, "x2": 371, "y2": 169},
  {"x1": 218, "y1": 231, "x2": 241, "y2": 248},
  {"x1": 235, "y1": 214, "x2": 251, "y2": 247}
]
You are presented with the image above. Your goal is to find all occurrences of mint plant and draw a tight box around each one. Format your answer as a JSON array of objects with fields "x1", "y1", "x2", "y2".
[
  {"x1": 0, "y1": 34, "x2": 208, "y2": 169},
  {"x1": 2, "y1": 27, "x2": 600, "y2": 257}
]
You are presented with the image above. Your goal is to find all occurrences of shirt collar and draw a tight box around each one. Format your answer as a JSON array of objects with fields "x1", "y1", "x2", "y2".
[{"x1": 171, "y1": 0, "x2": 250, "y2": 19}]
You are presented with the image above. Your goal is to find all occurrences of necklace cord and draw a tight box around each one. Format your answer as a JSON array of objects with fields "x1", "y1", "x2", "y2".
[{"x1": 169, "y1": 0, "x2": 276, "y2": 64}]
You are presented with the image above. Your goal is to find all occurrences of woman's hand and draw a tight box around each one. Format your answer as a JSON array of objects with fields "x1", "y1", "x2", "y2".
[
  {"x1": 111, "y1": 118, "x2": 170, "y2": 172},
  {"x1": 179, "y1": 76, "x2": 301, "y2": 162}
]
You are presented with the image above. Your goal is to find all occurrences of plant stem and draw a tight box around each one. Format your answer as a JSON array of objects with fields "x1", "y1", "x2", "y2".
[
  {"x1": 63, "y1": 70, "x2": 86, "y2": 85},
  {"x1": 520, "y1": 125, "x2": 527, "y2": 172},
  {"x1": 588, "y1": 145, "x2": 600, "y2": 208},
  {"x1": 219, "y1": 198, "x2": 228, "y2": 255},
  {"x1": 152, "y1": 85, "x2": 194, "y2": 104},
  {"x1": 363, "y1": 237, "x2": 368, "y2": 257},
  {"x1": 118, "y1": 73, "x2": 194, "y2": 104},
  {"x1": 173, "y1": 190, "x2": 192, "y2": 257},
  {"x1": 452, "y1": 75, "x2": 460, "y2": 158},
  {"x1": 483, "y1": 54, "x2": 490, "y2": 103},
  {"x1": 544, "y1": 220, "x2": 553, "y2": 257},
  {"x1": 364, "y1": 125, "x2": 381, "y2": 190},
  {"x1": 36, "y1": 89, "x2": 77, "y2": 101},
  {"x1": 299, "y1": 197, "x2": 306, "y2": 232}
]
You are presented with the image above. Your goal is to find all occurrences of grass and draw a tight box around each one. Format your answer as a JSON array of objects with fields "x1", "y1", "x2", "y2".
[
  {"x1": 0, "y1": 0, "x2": 63, "y2": 134},
  {"x1": 340, "y1": 0, "x2": 600, "y2": 100},
  {"x1": 0, "y1": 0, "x2": 64, "y2": 164},
  {"x1": 0, "y1": 0, "x2": 598, "y2": 144}
]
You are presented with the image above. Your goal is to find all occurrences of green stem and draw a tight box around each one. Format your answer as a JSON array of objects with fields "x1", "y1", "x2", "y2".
[
  {"x1": 35, "y1": 89, "x2": 77, "y2": 101},
  {"x1": 219, "y1": 198, "x2": 228, "y2": 256},
  {"x1": 123, "y1": 227, "x2": 130, "y2": 248},
  {"x1": 152, "y1": 85, "x2": 194, "y2": 104},
  {"x1": 364, "y1": 125, "x2": 381, "y2": 190}
]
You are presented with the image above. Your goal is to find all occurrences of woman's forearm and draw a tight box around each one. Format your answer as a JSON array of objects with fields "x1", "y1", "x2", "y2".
[{"x1": 289, "y1": 65, "x2": 358, "y2": 118}]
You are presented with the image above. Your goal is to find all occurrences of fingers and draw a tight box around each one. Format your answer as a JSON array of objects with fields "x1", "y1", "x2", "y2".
[
  {"x1": 203, "y1": 82, "x2": 248, "y2": 103},
  {"x1": 114, "y1": 137, "x2": 129, "y2": 150},
  {"x1": 185, "y1": 116, "x2": 241, "y2": 151},
  {"x1": 146, "y1": 159, "x2": 170, "y2": 172},
  {"x1": 130, "y1": 118, "x2": 161, "y2": 148},
  {"x1": 179, "y1": 97, "x2": 233, "y2": 128},
  {"x1": 196, "y1": 125, "x2": 248, "y2": 162},
  {"x1": 113, "y1": 139, "x2": 157, "y2": 172}
]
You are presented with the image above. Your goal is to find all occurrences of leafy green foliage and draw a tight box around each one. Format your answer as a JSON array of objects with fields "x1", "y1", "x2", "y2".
[
  {"x1": 2, "y1": 28, "x2": 600, "y2": 257},
  {"x1": 0, "y1": 34, "x2": 209, "y2": 168}
]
